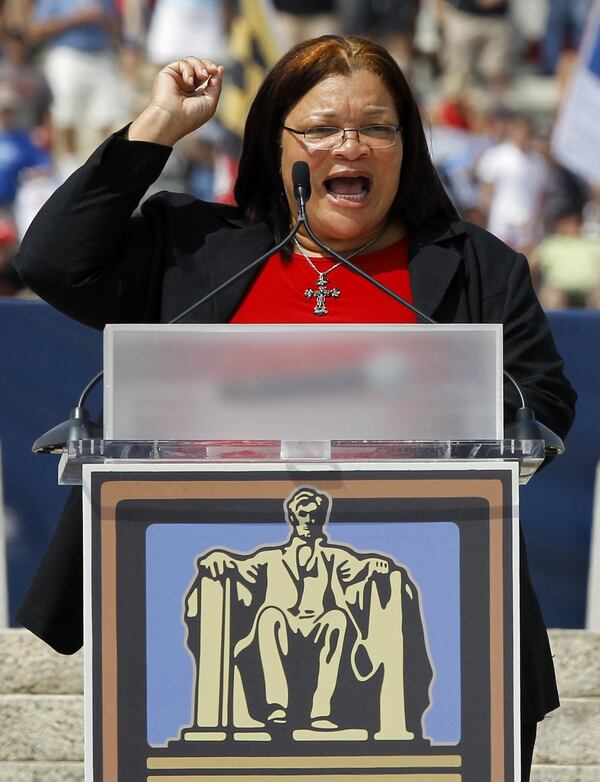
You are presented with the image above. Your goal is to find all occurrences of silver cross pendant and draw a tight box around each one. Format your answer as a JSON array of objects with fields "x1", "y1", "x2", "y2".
[{"x1": 304, "y1": 272, "x2": 341, "y2": 316}]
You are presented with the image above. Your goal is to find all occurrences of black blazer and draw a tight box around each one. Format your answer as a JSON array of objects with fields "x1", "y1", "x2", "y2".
[{"x1": 14, "y1": 131, "x2": 576, "y2": 724}]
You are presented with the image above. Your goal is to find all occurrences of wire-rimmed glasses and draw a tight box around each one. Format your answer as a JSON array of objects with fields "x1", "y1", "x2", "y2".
[{"x1": 282, "y1": 124, "x2": 401, "y2": 150}]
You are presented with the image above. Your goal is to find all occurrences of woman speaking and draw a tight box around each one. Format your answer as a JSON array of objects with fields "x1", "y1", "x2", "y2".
[{"x1": 15, "y1": 36, "x2": 575, "y2": 780}]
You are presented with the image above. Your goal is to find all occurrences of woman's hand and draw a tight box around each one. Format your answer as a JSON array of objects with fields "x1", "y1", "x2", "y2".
[{"x1": 127, "y1": 57, "x2": 224, "y2": 147}]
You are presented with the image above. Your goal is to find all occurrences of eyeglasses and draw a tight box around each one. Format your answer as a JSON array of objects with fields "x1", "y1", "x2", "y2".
[{"x1": 282, "y1": 124, "x2": 401, "y2": 150}]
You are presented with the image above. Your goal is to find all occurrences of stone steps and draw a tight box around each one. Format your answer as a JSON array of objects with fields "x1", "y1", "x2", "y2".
[
  {"x1": 532, "y1": 630, "x2": 600, "y2": 780},
  {"x1": 0, "y1": 628, "x2": 598, "y2": 780},
  {"x1": 0, "y1": 763, "x2": 84, "y2": 782}
]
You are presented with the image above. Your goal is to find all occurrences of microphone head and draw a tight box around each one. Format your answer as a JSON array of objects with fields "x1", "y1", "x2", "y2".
[{"x1": 292, "y1": 161, "x2": 311, "y2": 202}]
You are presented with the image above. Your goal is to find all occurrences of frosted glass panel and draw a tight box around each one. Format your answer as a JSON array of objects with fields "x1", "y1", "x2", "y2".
[{"x1": 104, "y1": 324, "x2": 503, "y2": 441}]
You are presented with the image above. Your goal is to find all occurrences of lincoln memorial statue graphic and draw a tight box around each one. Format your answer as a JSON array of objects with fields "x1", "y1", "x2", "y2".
[{"x1": 180, "y1": 486, "x2": 434, "y2": 743}]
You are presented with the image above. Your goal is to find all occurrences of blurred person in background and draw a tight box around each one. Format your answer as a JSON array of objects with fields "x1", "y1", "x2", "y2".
[
  {"x1": 542, "y1": 0, "x2": 591, "y2": 75},
  {"x1": 116, "y1": 37, "x2": 158, "y2": 126},
  {"x1": 476, "y1": 113, "x2": 549, "y2": 255},
  {"x1": 582, "y1": 185, "x2": 600, "y2": 238},
  {"x1": 181, "y1": 120, "x2": 239, "y2": 205},
  {"x1": 147, "y1": 0, "x2": 228, "y2": 65},
  {"x1": 437, "y1": 0, "x2": 511, "y2": 95},
  {"x1": 13, "y1": 163, "x2": 59, "y2": 242},
  {"x1": 0, "y1": 215, "x2": 22, "y2": 295},
  {"x1": 341, "y1": 0, "x2": 421, "y2": 74},
  {"x1": 0, "y1": 0, "x2": 34, "y2": 32},
  {"x1": 543, "y1": 162, "x2": 590, "y2": 237},
  {"x1": 185, "y1": 133, "x2": 217, "y2": 201},
  {"x1": 425, "y1": 89, "x2": 498, "y2": 225},
  {"x1": 112, "y1": 0, "x2": 155, "y2": 121},
  {"x1": 0, "y1": 85, "x2": 50, "y2": 211},
  {"x1": 532, "y1": 209, "x2": 600, "y2": 308},
  {"x1": 115, "y1": 0, "x2": 151, "y2": 49},
  {"x1": 0, "y1": 26, "x2": 52, "y2": 139},
  {"x1": 272, "y1": 0, "x2": 339, "y2": 46},
  {"x1": 27, "y1": 0, "x2": 127, "y2": 173}
]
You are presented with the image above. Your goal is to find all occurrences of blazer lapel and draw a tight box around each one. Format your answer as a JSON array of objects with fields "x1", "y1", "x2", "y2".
[
  {"x1": 408, "y1": 222, "x2": 465, "y2": 321},
  {"x1": 202, "y1": 220, "x2": 275, "y2": 323}
]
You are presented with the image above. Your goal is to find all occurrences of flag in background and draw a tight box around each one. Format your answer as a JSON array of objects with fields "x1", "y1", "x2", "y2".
[
  {"x1": 218, "y1": 0, "x2": 284, "y2": 142},
  {"x1": 210, "y1": 0, "x2": 285, "y2": 203},
  {"x1": 552, "y1": 0, "x2": 600, "y2": 186}
]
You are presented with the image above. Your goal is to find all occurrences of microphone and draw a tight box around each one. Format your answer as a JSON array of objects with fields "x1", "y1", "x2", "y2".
[{"x1": 292, "y1": 161, "x2": 311, "y2": 219}]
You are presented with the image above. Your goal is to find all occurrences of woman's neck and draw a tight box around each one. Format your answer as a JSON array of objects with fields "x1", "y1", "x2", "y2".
[{"x1": 293, "y1": 221, "x2": 405, "y2": 258}]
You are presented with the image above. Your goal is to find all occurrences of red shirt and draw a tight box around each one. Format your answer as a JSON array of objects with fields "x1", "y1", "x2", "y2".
[{"x1": 231, "y1": 237, "x2": 417, "y2": 323}]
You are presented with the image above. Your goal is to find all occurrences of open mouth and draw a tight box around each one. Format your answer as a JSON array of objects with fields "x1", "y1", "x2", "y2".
[{"x1": 324, "y1": 175, "x2": 372, "y2": 201}]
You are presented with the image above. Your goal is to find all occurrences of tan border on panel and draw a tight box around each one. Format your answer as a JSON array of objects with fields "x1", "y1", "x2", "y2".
[
  {"x1": 98, "y1": 474, "x2": 508, "y2": 782},
  {"x1": 146, "y1": 776, "x2": 462, "y2": 782},
  {"x1": 147, "y1": 754, "x2": 462, "y2": 769}
]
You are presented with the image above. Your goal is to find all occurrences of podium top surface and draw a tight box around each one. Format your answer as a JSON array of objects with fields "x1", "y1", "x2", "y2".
[{"x1": 59, "y1": 438, "x2": 545, "y2": 486}]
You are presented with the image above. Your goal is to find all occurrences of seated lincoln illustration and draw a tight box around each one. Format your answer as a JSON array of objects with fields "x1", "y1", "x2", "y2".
[{"x1": 182, "y1": 487, "x2": 433, "y2": 743}]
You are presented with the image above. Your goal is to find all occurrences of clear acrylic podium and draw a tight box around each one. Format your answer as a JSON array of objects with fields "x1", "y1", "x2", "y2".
[
  {"x1": 61, "y1": 322, "x2": 542, "y2": 484},
  {"x1": 66, "y1": 325, "x2": 541, "y2": 782}
]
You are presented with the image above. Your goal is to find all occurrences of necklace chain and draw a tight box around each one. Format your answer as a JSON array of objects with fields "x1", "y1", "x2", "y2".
[{"x1": 294, "y1": 231, "x2": 383, "y2": 270}]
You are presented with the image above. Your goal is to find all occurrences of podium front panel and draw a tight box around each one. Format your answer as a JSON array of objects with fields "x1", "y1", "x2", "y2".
[
  {"x1": 83, "y1": 460, "x2": 519, "y2": 782},
  {"x1": 104, "y1": 324, "x2": 503, "y2": 441}
]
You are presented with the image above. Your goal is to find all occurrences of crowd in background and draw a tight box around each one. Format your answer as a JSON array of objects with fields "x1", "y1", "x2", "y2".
[{"x1": 0, "y1": 0, "x2": 599, "y2": 310}]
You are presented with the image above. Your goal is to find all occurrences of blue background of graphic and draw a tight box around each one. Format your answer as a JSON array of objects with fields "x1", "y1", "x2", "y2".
[{"x1": 146, "y1": 520, "x2": 461, "y2": 746}]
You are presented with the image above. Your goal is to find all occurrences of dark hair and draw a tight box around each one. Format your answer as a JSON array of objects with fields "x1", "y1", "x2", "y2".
[{"x1": 234, "y1": 35, "x2": 458, "y2": 242}]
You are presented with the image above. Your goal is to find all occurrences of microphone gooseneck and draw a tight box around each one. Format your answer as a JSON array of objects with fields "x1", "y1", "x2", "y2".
[
  {"x1": 171, "y1": 168, "x2": 312, "y2": 325},
  {"x1": 34, "y1": 162, "x2": 317, "y2": 450},
  {"x1": 293, "y1": 172, "x2": 561, "y2": 452},
  {"x1": 299, "y1": 216, "x2": 436, "y2": 325}
]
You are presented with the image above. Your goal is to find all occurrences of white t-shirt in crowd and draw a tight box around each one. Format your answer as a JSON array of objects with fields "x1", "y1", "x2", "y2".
[
  {"x1": 147, "y1": 0, "x2": 225, "y2": 65},
  {"x1": 477, "y1": 141, "x2": 549, "y2": 248}
]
